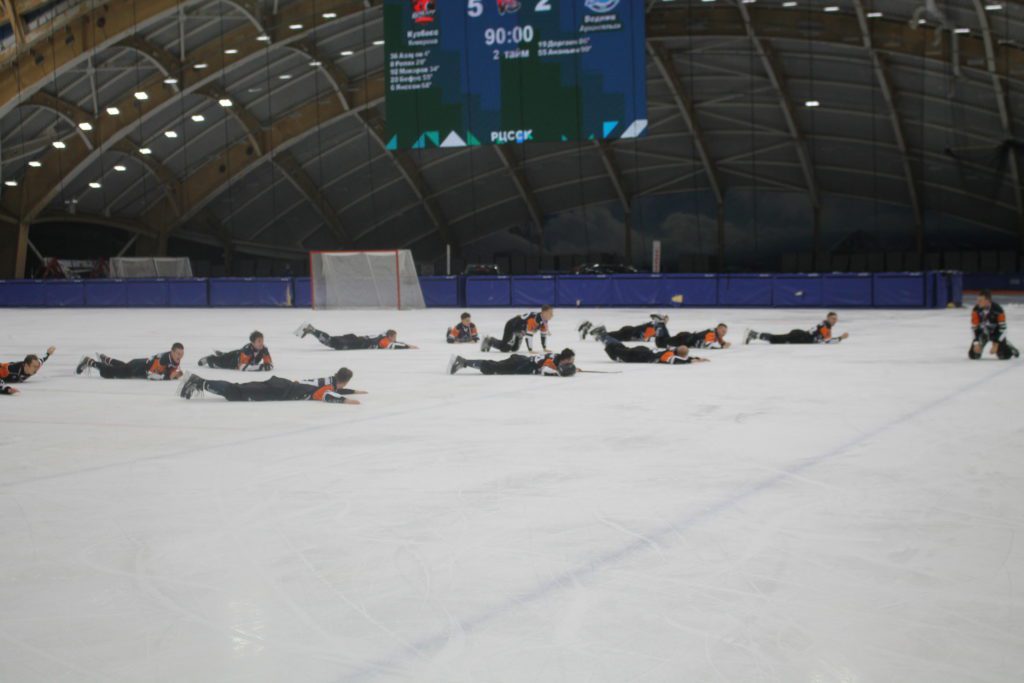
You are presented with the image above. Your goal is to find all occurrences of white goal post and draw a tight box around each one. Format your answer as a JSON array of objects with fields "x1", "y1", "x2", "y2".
[
  {"x1": 309, "y1": 250, "x2": 426, "y2": 310},
  {"x1": 109, "y1": 257, "x2": 193, "y2": 278}
]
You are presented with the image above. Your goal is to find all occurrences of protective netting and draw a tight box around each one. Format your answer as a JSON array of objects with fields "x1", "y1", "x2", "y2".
[
  {"x1": 310, "y1": 250, "x2": 425, "y2": 309},
  {"x1": 109, "y1": 257, "x2": 193, "y2": 278}
]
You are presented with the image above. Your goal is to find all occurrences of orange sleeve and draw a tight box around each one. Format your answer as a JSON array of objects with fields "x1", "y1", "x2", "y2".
[
  {"x1": 704, "y1": 332, "x2": 716, "y2": 344},
  {"x1": 238, "y1": 353, "x2": 252, "y2": 366},
  {"x1": 526, "y1": 318, "x2": 539, "y2": 333},
  {"x1": 0, "y1": 364, "x2": 9, "y2": 380},
  {"x1": 148, "y1": 358, "x2": 166, "y2": 374},
  {"x1": 972, "y1": 311, "x2": 980, "y2": 326},
  {"x1": 998, "y1": 312, "x2": 1006, "y2": 323},
  {"x1": 263, "y1": 353, "x2": 272, "y2": 365},
  {"x1": 312, "y1": 386, "x2": 331, "y2": 401},
  {"x1": 379, "y1": 338, "x2": 392, "y2": 348},
  {"x1": 659, "y1": 351, "x2": 674, "y2": 363},
  {"x1": 820, "y1": 326, "x2": 832, "y2": 340},
  {"x1": 643, "y1": 326, "x2": 655, "y2": 341}
]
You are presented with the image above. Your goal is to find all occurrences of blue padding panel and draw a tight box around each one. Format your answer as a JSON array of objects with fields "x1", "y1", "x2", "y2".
[
  {"x1": 608, "y1": 275, "x2": 661, "y2": 305},
  {"x1": 556, "y1": 275, "x2": 613, "y2": 306},
  {"x1": 209, "y1": 278, "x2": 291, "y2": 306},
  {"x1": 126, "y1": 280, "x2": 170, "y2": 307},
  {"x1": 84, "y1": 280, "x2": 128, "y2": 306},
  {"x1": 45, "y1": 281, "x2": 84, "y2": 307},
  {"x1": 719, "y1": 275, "x2": 773, "y2": 306},
  {"x1": 510, "y1": 276, "x2": 555, "y2": 306},
  {"x1": 665, "y1": 275, "x2": 718, "y2": 306},
  {"x1": 0, "y1": 280, "x2": 47, "y2": 306},
  {"x1": 167, "y1": 279, "x2": 208, "y2": 306},
  {"x1": 419, "y1": 276, "x2": 459, "y2": 307},
  {"x1": 822, "y1": 274, "x2": 873, "y2": 306},
  {"x1": 873, "y1": 273, "x2": 925, "y2": 307},
  {"x1": 950, "y1": 272, "x2": 964, "y2": 306},
  {"x1": 773, "y1": 275, "x2": 823, "y2": 307},
  {"x1": 465, "y1": 277, "x2": 511, "y2": 306},
  {"x1": 293, "y1": 277, "x2": 311, "y2": 308}
]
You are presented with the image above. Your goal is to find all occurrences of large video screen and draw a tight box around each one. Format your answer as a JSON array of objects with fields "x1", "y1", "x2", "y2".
[{"x1": 383, "y1": 0, "x2": 647, "y2": 149}]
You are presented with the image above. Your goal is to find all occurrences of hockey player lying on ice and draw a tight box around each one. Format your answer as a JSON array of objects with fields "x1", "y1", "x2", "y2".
[
  {"x1": 578, "y1": 314, "x2": 669, "y2": 344},
  {"x1": 744, "y1": 312, "x2": 849, "y2": 345},
  {"x1": 198, "y1": 330, "x2": 273, "y2": 371},
  {"x1": 449, "y1": 348, "x2": 576, "y2": 376},
  {"x1": 1, "y1": 346, "x2": 55, "y2": 395},
  {"x1": 970, "y1": 289, "x2": 1020, "y2": 360},
  {"x1": 76, "y1": 344, "x2": 184, "y2": 380},
  {"x1": 658, "y1": 323, "x2": 731, "y2": 349},
  {"x1": 446, "y1": 312, "x2": 480, "y2": 344},
  {"x1": 599, "y1": 336, "x2": 708, "y2": 364},
  {"x1": 480, "y1": 306, "x2": 553, "y2": 353},
  {"x1": 178, "y1": 367, "x2": 364, "y2": 404},
  {"x1": 295, "y1": 323, "x2": 417, "y2": 350}
]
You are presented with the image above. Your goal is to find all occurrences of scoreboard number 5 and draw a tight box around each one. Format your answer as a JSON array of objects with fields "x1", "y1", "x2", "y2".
[{"x1": 467, "y1": 0, "x2": 552, "y2": 16}]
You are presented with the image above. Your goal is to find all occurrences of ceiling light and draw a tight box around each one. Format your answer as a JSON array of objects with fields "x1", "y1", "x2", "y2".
[
  {"x1": 279, "y1": 74, "x2": 292, "y2": 80},
  {"x1": 113, "y1": 164, "x2": 127, "y2": 172},
  {"x1": 88, "y1": 182, "x2": 102, "y2": 189},
  {"x1": 783, "y1": 1, "x2": 797, "y2": 7},
  {"x1": 309, "y1": 60, "x2": 322, "y2": 67},
  {"x1": 134, "y1": 91, "x2": 149, "y2": 100},
  {"x1": 340, "y1": 50, "x2": 354, "y2": 56},
  {"x1": 954, "y1": 27, "x2": 971, "y2": 34},
  {"x1": 256, "y1": 35, "x2": 270, "y2": 42},
  {"x1": 139, "y1": 147, "x2": 152, "y2": 155},
  {"x1": 4, "y1": 180, "x2": 17, "y2": 187},
  {"x1": 164, "y1": 77, "x2": 178, "y2": 84},
  {"x1": 805, "y1": 100, "x2": 820, "y2": 107},
  {"x1": 289, "y1": 23, "x2": 303, "y2": 30},
  {"x1": 323, "y1": 12, "x2": 337, "y2": 18},
  {"x1": 867, "y1": 11, "x2": 882, "y2": 17},
  {"x1": 985, "y1": 3, "x2": 1003, "y2": 9},
  {"x1": 191, "y1": 114, "x2": 205, "y2": 122},
  {"x1": 164, "y1": 130, "x2": 178, "y2": 138},
  {"x1": 219, "y1": 98, "x2": 233, "y2": 107},
  {"x1": 78, "y1": 121, "x2": 93, "y2": 131},
  {"x1": 373, "y1": 40, "x2": 385, "y2": 46},
  {"x1": 741, "y1": 0, "x2": 756, "y2": 3},
  {"x1": 106, "y1": 106, "x2": 120, "y2": 115},
  {"x1": 52, "y1": 140, "x2": 66, "y2": 149},
  {"x1": 224, "y1": 48, "x2": 239, "y2": 55},
  {"x1": 28, "y1": 160, "x2": 42, "y2": 168},
  {"x1": 701, "y1": 0, "x2": 714, "y2": 3},
  {"x1": 824, "y1": 5, "x2": 839, "y2": 11},
  {"x1": 194, "y1": 63, "x2": 208, "y2": 69}
]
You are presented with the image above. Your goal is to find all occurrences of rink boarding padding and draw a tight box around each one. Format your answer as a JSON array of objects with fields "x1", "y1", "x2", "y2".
[{"x1": 0, "y1": 272, "x2": 962, "y2": 308}]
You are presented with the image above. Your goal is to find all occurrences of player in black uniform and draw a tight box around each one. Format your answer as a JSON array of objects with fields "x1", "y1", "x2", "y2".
[
  {"x1": 295, "y1": 323, "x2": 417, "y2": 350},
  {"x1": 448, "y1": 348, "x2": 576, "y2": 376},
  {"x1": 447, "y1": 312, "x2": 480, "y2": 344},
  {"x1": 658, "y1": 323, "x2": 731, "y2": 349},
  {"x1": 0, "y1": 346, "x2": 55, "y2": 395},
  {"x1": 481, "y1": 305, "x2": 553, "y2": 353},
  {"x1": 76, "y1": 344, "x2": 185, "y2": 380},
  {"x1": 970, "y1": 289, "x2": 1019, "y2": 360},
  {"x1": 579, "y1": 314, "x2": 669, "y2": 344},
  {"x1": 198, "y1": 330, "x2": 273, "y2": 371},
  {"x1": 179, "y1": 367, "x2": 364, "y2": 403},
  {"x1": 600, "y1": 336, "x2": 708, "y2": 364},
  {"x1": 744, "y1": 313, "x2": 848, "y2": 345}
]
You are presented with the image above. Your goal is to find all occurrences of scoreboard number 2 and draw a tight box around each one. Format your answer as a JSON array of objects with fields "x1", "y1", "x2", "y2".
[{"x1": 467, "y1": 0, "x2": 552, "y2": 16}]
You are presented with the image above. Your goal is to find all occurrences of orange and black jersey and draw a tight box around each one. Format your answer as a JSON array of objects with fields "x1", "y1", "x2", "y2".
[
  {"x1": 972, "y1": 302, "x2": 1007, "y2": 343},
  {"x1": 145, "y1": 351, "x2": 181, "y2": 380},
  {"x1": 236, "y1": 343, "x2": 273, "y2": 371},
  {"x1": 509, "y1": 312, "x2": 550, "y2": 337},
  {"x1": 0, "y1": 350, "x2": 51, "y2": 392},
  {"x1": 812, "y1": 320, "x2": 842, "y2": 344},
  {"x1": 300, "y1": 376, "x2": 358, "y2": 402},
  {"x1": 446, "y1": 321, "x2": 479, "y2": 343},
  {"x1": 689, "y1": 329, "x2": 725, "y2": 349},
  {"x1": 656, "y1": 348, "x2": 694, "y2": 364},
  {"x1": 369, "y1": 334, "x2": 410, "y2": 349}
]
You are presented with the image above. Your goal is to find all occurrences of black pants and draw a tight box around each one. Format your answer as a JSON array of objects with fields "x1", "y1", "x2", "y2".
[
  {"x1": 606, "y1": 324, "x2": 647, "y2": 342},
  {"x1": 490, "y1": 318, "x2": 526, "y2": 353},
  {"x1": 200, "y1": 351, "x2": 240, "y2": 369},
  {"x1": 761, "y1": 330, "x2": 815, "y2": 344},
  {"x1": 204, "y1": 376, "x2": 308, "y2": 401},
  {"x1": 658, "y1": 331, "x2": 694, "y2": 348},
  {"x1": 97, "y1": 357, "x2": 149, "y2": 379},
  {"x1": 312, "y1": 329, "x2": 365, "y2": 350},
  {"x1": 603, "y1": 340, "x2": 655, "y2": 363},
  {"x1": 970, "y1": 337, "x2": 1018, "y2": 360},
  {"x1": 465, "y1": 355, "x2": 536, "y2": 375}
]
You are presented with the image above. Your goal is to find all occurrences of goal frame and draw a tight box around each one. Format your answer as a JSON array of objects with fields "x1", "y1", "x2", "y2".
[{"x1": 309, "y1": 249, "x2": 412, "y2": 310}]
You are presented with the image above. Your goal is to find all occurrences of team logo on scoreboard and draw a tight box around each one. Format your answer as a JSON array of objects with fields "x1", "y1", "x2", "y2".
[
  {"x1": 584, "y1": 0, "x2": 620, "y2": 12},
  {"x1": 496, "y1": 0, "x2": 522, "y2": 15},
  {"x1": 411, "y1": 0, "x2": 436, "y2": 24}
]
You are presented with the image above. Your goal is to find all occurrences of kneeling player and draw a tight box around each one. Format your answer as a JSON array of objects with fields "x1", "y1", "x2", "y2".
[
  {"x1": 449, "y1": 348, "x2": 576, "y2": 376},
  {"x1": 76, "y1": 343, "x2": 184, "y2": 380},
  {"x1": 179, "y1": 367, "x2": 364, "y2": 404},
  {"x1": 295, "y1": 323, "x2": 417, "y2": 349},
  {"x1": 198, "y1": 330, "x2": 273, "y2": 371},
  {"x1": 970, "y1": 289, "x2": 1020, "y2": 360},
  {"x1": 744, "y1": 312, "x2": 848, "y2": 345},
  {"x1": 602, "y1": 337, "x2": 707, "y2": 364},
  {"x1": 579, "y1": 314, "x2": 669, "y2": 344},
  {"x1": 1, "y1": 346, "x2": 56, "y2": 395},
  {"x1": 658, "y1": 323, "x2": 731, "y2": 349},
  {"x1": 447, "y1": 312, "x2": 480, "y2": 344},
  {"x1": 481, "y1": 306, "x2": 553, "y2": 352}
]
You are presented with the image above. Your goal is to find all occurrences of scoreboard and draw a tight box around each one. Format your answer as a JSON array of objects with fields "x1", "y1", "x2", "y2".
[{"x1": 383, "y1": 0, "x2": 647, "y2": 150}]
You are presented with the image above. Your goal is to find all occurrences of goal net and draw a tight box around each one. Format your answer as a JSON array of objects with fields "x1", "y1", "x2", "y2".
[
  {"x1": 309, "y1": 250, "x2": 426, "y2": 309},
  {"x1": 109, "y1": 257, "x2": 193, "y2": 278}
]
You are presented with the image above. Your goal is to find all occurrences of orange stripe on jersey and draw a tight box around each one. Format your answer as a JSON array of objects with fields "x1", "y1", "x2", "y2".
[
  {"x1": 148, "y1": 359, "x2": 167, "y2": 374},
  {"x1": 543, "y1": 358, "x2": 557, "y2": 371},
  {"x1": 972, "y1": 311, "x2": 981, "y2": 326},
  {"x1": 312, "y1": 385, "x2": 333, "y2": 401},
  {"x1": 526, "y1": 317, "x2": 540, "y2": 333},
  {"x1": 0, "y1": 363, "x2": 9, "y2": 379},
  {"x1": 659, "y1": 350, "x2": 675, "y2": 363},
  {"x1": 379, "y1": 337, "x2": 392, "y2": 348},
  {"x1": 239, "y1": 353, "x2": 252, "y2": 366},
  {"x1": 642, "y1": 326, "x2": 656, "y2": 341},
  {"x1": 998, "y1": 312, "x2": 1007, "y2": 323},
  {"x1": 704, "y1": 331, "x2": 716, "y2": 344},
  {"x1": 819, "y1": 325, "x2": 832, "y2": 340}
]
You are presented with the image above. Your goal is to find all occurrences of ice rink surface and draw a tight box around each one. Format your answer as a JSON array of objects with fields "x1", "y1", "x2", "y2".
[{"x1": 2, "y1": 305, "x2": 1023, "y2": 683}]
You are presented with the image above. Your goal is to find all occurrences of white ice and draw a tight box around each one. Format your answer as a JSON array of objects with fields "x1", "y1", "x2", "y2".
[{"x1": 1, "y1": 306, "x2": 1023, "y2": 683}]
